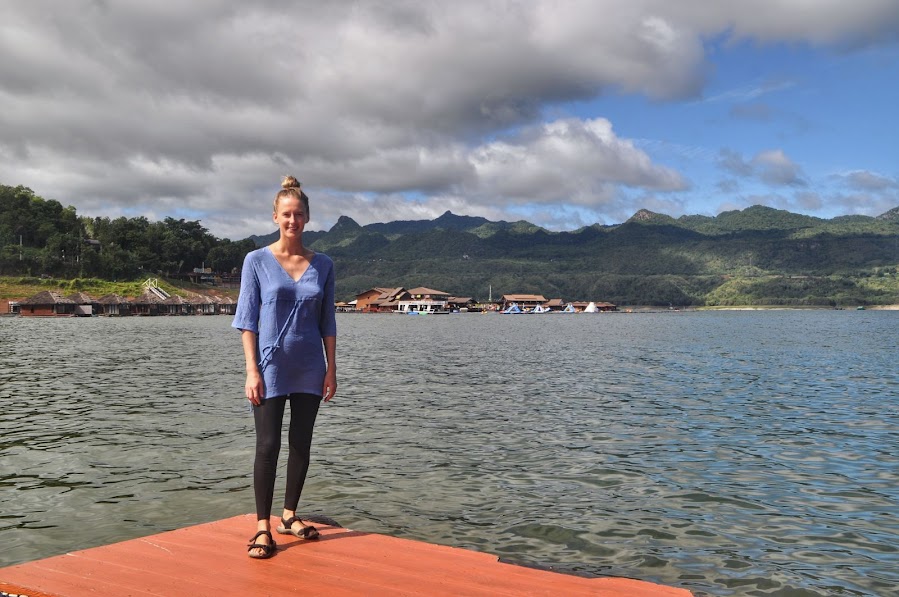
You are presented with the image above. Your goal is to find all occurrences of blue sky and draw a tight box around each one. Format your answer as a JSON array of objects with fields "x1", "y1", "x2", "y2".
[
  {"x1": 574, "y1": 40, "x2": 898, "y2": 220},
  {"x1": 1, "y1": 1, "x2": 897, "y2": 239}
]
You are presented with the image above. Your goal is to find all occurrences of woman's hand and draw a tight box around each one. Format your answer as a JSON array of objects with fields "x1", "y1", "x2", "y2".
[
  {"x1": 322, "y1": 369, "x2": 337, "y2": 402},
  {"x1": 322, "y1": 336, "x2": 337, "y2": 402},
  {"x1": 241, "y1": 330, "x2": 264, "y2": 406},
  {"x1": 245, "y1": 370, "x2": 265, "y2": 406}
]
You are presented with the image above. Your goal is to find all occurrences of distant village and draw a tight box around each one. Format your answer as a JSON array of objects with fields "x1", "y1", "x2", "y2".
[
  {"x1": 349, "y1": 287, "x2": 617, "y2": 314},
  {"x1": 3, "y1": 280, "x2": 617, "y2": 317}
]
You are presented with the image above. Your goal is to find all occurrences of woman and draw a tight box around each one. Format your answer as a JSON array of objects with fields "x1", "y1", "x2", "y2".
[{"x1": 232, "y1": 176, "x2": 337, "y2": 559}]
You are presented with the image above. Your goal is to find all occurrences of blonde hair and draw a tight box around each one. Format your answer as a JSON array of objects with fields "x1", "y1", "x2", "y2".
[{"x1": 274, "y1": 175, "x2": 310, "y2": 215}]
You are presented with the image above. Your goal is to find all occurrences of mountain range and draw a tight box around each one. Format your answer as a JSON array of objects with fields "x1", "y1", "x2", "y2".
[{"x1": 248, "y1": 205, "x2": 899, "y2": 307}]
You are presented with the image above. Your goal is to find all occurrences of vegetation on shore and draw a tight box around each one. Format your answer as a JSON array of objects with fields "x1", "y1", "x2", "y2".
[
  {"x1": 3, "y1": 181, "x2": 898, "y2": 306},
  {"x1": 303, "y1": 207, "x2": 899, "y2": 307},
  {"x1": 0, "y1": 275, "x2": 238, "y2": 302},
  {"x1": 1, "y1": 184, "x2": 254, "y2": 283}
]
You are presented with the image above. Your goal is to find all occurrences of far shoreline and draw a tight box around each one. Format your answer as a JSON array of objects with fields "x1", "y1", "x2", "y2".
[{"x1": 694, "y1": 305, "x2": 899, "y2": 311}]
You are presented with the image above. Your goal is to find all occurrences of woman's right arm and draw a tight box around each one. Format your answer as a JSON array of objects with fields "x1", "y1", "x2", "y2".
[
  {"x1": 242, "y1": 330, "x2": 264, "y2": 405},
  {"x1": 233, "y1": 251, "x2": 263, "y2": 405}
]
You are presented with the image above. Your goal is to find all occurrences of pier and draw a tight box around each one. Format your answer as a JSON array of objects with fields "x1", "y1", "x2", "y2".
[{"x1": 0, "y1": 514, "x2": 690, "y2": 596}]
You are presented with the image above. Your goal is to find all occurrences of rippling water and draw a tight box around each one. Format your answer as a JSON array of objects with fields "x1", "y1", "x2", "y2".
[{"x1": 1, "y1": 311, "x2": 897, "y2": 595}]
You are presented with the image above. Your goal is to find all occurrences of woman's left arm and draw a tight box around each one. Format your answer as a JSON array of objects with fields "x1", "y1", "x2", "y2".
[
  {"x1": 322, "y1": 335, "x2": 337, "y2": 401},
  {"x1": 320, "y1": 257, "x2": 338, "y2": 401}
]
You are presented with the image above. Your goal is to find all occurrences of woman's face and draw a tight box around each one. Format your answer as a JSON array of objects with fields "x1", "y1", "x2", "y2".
[{"x1": 273, "y1": 195, "x2": 308, "y2": 238}]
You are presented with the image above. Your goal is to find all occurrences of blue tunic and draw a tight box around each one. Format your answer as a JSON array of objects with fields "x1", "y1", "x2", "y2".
[{"x1": 232, "y1": 247, "x2": 337, "y2": 399}]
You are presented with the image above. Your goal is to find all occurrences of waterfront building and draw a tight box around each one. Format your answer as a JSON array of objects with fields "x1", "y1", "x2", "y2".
[
  {"x1": 66, "y1": 292, "x2": 97, "y2": 316},
  {"x1": 96, "y1": 293, "x2": 132, "y2": 316},
  {"x1": 500, "y1": 294, "x2": 547, "y2": 312},
  {"x1": 19, "y1": 291, "x2": 76, "y2": 317}
]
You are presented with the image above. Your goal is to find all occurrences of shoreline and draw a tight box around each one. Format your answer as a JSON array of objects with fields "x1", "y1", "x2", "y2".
[{"x1": 695, "y1": 304, "x2": 899, "y2": 311}]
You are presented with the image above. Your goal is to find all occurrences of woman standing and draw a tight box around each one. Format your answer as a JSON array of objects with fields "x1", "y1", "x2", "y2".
[{"x1": 232, "y1": 176, "x2": 337, "y2": 559}]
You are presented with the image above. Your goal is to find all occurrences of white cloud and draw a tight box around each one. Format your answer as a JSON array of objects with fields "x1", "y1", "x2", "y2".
[
  {"x1": 0, "y1": 1, "x2": 897, "y2": 236},
  {"x1": 717, "y1": 149, "x2": 806, "y2": 187},
  {"x1": 654, "y1": 0, "x2": 899, "y2": 47},
  {"x1": 705, "y1": 79, "x2": 797, "y2": 104},
  {"x1": 713, "y1": 187, "x2": 898, "y2": 221},
  {"x1": 839, "y1": 170, "x2": 899, "y2": 191},
  {"x1": 718, "y1": 149, "x2": 754, "y2": 177},
  {"x1": 795, "y1": 191, "x2": 825, "y2": 211},
  {"x1": 470, "y1": 118, "x2": 687, "y2": 206},
  {"x1": 752, "y1": 150, "x2": 806, "y2": 186}
]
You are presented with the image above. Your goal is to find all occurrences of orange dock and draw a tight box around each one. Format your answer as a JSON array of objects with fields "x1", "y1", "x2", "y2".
[{"x1": 0, "y1": 514, "x2": 690, "y2": 596}]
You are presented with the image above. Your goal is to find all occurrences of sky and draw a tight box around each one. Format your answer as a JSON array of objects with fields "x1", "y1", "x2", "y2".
[{"x1": 1, "y1": 1, "x2": 898, "y2": 240}]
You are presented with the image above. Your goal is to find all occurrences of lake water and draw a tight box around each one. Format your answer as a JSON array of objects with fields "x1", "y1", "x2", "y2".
[{"x1": 1, "y1": 311, "x2": 897, "y2": 595}]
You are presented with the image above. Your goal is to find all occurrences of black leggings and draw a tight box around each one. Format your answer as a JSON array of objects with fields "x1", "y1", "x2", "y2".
[{"x1": 253, "y1": 393, "x2": 322, "y2": 521}]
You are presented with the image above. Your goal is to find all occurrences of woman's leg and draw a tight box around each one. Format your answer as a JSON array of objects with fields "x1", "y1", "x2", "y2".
[
  {"x1": 253, "y1": 395, "x2": 288, "y2": 521},
  {"x1": 283, "y1": 393, "x2": 322, "y2": 512}
]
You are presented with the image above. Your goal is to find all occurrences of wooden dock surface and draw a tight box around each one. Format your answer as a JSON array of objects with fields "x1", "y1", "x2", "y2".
[{"x1": 0, "y1": 514, "x2": 691, "y2": 596}]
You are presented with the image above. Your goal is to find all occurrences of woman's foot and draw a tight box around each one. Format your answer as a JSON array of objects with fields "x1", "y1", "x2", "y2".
[
  {"x1": 277, "y1": 510, "x2": 320, "y2": 540},
  {"x1": 248, "y1": 523, "x2": 276, "y2": 558}
]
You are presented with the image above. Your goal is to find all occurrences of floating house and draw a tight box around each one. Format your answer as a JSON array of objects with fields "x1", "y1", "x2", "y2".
[
  {"x1": 131, "y1": 289, "x2": 165, "y2": 316},
  {"x1": 162, "y1": 294, "x2": 193, "y2": 315},
  {"x1": 215, "y1": 295, "x2": 237, "y2": 315},
  {"x1": 397, "y1": 287, "x2": 451, "y2": 314},
  {"x1": 500, "y1": 294, "x2": 547, "y2": 312},
  {"x1": 573, "y1": 301, "x2": 617, "y2": 312},
  {"x1": 9, "y1": 288, "x2": 247, "y2": 318},
  {"x1": 187, "y1": 294, "x2": 217, "y2": 315},
  {"x1": 66, "y1": 292, "x2": 97, "y2": 317},
  {"x1": 356, "y1": 287, "x2": 407, "y2": 313},
  {"x1": 544, "y1": 298, "x2": 566, "y2": 312},
  {"x1": 446, "y1": 296, "x2": 476, "y2": 311},
  {"x1": 335, "y1": 300, "x2": 356, "y2": 312},
  {"x1": 1, "y1": 299, "x2": 20, "y2": 315},
  {"x1": 96, "y1": 293, "x2": 132, "y2": 316},
  {"x1": 19, "y1": 291, "x2": 76, "y2": 317}
]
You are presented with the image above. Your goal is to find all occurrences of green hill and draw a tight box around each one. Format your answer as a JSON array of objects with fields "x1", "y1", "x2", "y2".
[
  {"x1": 288, "y1": 207, "x2": 899, "y2": 307},
  {"x1": 3, "y1": 180, "x2": 897, "y2": 307}
]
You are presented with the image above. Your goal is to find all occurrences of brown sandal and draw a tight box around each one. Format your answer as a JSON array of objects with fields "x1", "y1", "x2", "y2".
[{"x1": 247, "y1": 530, "x2": 277, "y2": 559}]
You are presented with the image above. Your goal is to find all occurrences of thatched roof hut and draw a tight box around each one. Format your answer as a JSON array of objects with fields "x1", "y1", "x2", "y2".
[
  {"x1": 133, "y1": 290, "x2": 165, "y2": 303},
  {"x1": 97, "y1": 293, "x2": 129, "y2": 304},
  {"x1": 20, "y1": 291, "x2": 76, "y2": 316},
  {"x1": 66, "y1": 291, "x2": 97, "y2": 316},
  {"x1": 21, "y1": 290, "x2": 72, "y2": 305},
  {"x1": 97, "y1": 293, "x2": 132, "y2": 316},
  {"x1": 215, "y1": 295, "x2": 237, "y2": 315},
  {"x1": 162, "y1": 294, "x2": 192, "y2": 315},
  {"x1": 131, "y1": 289, "x2": 165, "y2": 315},
  {"x1": 66, "y1": 292, "x2": 95, "y2": 304},
  {"x1": 187, "y1": 294, "x2": 217, "y2": 315}
]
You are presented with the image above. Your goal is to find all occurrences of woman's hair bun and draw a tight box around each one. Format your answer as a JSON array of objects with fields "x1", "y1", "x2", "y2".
[{"x1": 281, "y1": 175, "x2": 302, "y2": 190}]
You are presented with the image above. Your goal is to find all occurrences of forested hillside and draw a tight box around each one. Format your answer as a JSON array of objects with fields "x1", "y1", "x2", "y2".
[
  {"x1": 1, "y1": 184, "x2": 254, "y2": 281},
  {"x1": 296, "y1": 206, "x2": 899, "y2": 306},
  {"x1": 3, "y1": 182, "x2": 898, "y2": 306}
]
